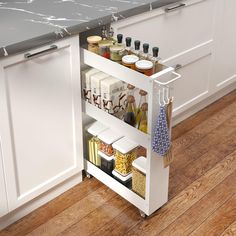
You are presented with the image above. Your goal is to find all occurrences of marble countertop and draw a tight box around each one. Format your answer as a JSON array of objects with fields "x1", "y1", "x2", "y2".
[{"x1": 0, "y1": 0, "x2": 181, "y2": 58}]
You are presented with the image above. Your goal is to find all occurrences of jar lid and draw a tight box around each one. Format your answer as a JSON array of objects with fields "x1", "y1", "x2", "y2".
[
  {"x1": 98, "y1": 129, "x2": 123, "y2": 144},
  {"x1": 112, "y1": 170, "x2": 132, "y2": 181},
  {"x1": 132, "y1": 156, "x2": 147, "y2": 174},
  {"x1": 87, "y1": 36, "x2": 102, "y2": 44},
  {"x1": 135, "y1": 60, "x2": 153, "y2": 70},
  {"x1": 122, "y1": 55, "x2": 139, "y2": 64},
  {"x1": 112, "y1": 137, "x2": 139, "y2": 154},
  {"x1": 98, "y1": 40, "x2": 113, "y2": 47},
  {"x1": 87, "y1": 121, "x2": 108, "y2": 136},
  {"x1": 110, "y1": 45, "x2": 124, "y2": 52},
  {"x1": 98, "y1": 150, "x2": 114, "y2": 161}
]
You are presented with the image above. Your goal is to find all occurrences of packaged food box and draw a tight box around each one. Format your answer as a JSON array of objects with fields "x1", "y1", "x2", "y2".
[
  {"x1": 101, "y1": 76, "x2": 126, "y2": 118},
  {"x1": 98, "y1": 150, "x2": 114, "y2": 176},
  {"x1": 112, "y1": 170, "x2": 132, "y2": 188},
  {"x1": 91, "y1": 72, "x2": 110, "y2": 108},
  {"x1": 81, "y1": 68, "x2": 100, "y2": 103},
  {"x1": 86, "y1": 121, "x2": 108, "y2": 167},
  {"x1": 113, "y1": 137, "x2": 139, "y2": 176},
  {"x1": 98, "y1": 129, "x2": 123, "y2": 157},
  {"x1": 132, "y1": 156, "x2": 147, "y2": 198}
]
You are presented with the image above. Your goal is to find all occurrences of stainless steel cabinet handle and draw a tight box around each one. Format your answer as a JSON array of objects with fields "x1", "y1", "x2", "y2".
[
  {"x1": 175, "y1": 64, "x2": 182, "y2": 71},
  {"x1": 24, "y1": 45, "x2": 58, "y2": 59},
  {"x1": 165, "y1": 3, "x2": 186, "y2": 12}
]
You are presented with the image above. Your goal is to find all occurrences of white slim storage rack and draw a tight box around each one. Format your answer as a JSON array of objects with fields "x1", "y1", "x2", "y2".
[{"x1": 81, "y1": 48, "x2": 181, "y2": 217}]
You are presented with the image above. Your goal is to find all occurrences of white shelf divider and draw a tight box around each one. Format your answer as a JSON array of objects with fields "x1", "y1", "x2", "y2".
[
  {"x1": 84, "y1": 102, "x2": 150, "y2": 149},
  {"x1": 86, "y1": 161, "x2": 148, "y2": 214}
]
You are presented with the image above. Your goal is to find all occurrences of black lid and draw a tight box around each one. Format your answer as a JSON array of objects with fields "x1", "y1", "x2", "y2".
[
  {"x1": 143, "y1": 43, "x2": 149, "y2": 53},
  {"x1": 153, "y1": 47, "x2": 159, "y2": 57},
  {"x1": 126, "y1": 37, "x2": 132, "y2": 47},
  {"x1": 117, "y1": 34, "x2": 123, "y2": 44},
  {"x1": 134, "y1": 40, "x2": 141, "y2": 50}
]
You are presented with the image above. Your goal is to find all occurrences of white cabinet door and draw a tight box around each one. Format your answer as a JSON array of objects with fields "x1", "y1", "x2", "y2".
[
  {"x1": 112, "y1": 0, "x2": 215, "y2": 60},
  {"x1": 0, "y1": 140, "x2": 8, "y2": 217},
  {"x1": 210, "y1": 0, "x2": 236, "y2": 90},
  {"x1": 163, "y1": 45, "x2": 212, "y2": 116},
  {"x1": 0, "y1": 36, "x2": 83, "y2": 211}
]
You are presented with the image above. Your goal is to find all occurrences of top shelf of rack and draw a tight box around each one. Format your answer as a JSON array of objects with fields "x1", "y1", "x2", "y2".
[{"x1": 81, "y1": 49, "x2": 180, "y2": 91}]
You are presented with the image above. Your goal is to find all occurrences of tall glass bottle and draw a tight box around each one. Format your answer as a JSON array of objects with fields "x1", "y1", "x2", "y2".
[
  {"x1": 124, "y1": 37, "x2": 133, "y2": 55},
  {"x1": 139, "y1": 103, "x2": 148, "y2": 133},
  {"x1": 124, "y1": 84, "x2": 136, "y2": 127},
  {"x1": 136, "y1": 90, "x2": 147, "y2": 127}
]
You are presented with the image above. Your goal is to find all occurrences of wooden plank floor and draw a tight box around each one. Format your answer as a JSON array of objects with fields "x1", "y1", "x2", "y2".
[{"x1": 0, "y1": 90, "x2": 236, "y2": 236}]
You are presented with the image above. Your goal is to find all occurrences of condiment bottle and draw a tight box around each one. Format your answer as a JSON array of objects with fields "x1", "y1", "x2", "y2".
[
  {"x1": 138, "y1": 103, "x2": 148, "y2": 133},
  {"x1": 135, "y1": 60, "x2": 154, "y2": 76},
  {"x1": 136, "y1": 90, "x2": 147, "y2": 127},
  {"x1": 101, "y1": 25, "x2": 108, "y2": 40},
  {"x1": 131, "y1": 40, "x2": 141, "y2": 57},
  {"x1": 124, "y1": 37, "x2": 133, "y2": 55},
  {"x1": 139, "y1": 43, "x2": 150, "y2": 59},
  {"x1": 108, "y1": 27, "x2": 116, "y2": 45},
  {"x1": 110, "y1": 34, "x2": 125, "y2": 62},
  {"x1": 124, "y1": 95, "x2": 136, "y2": 127},
  {"x1": 149, "y1": 47, "x2": 162, "y2": 73},
  {"x1": 122, "y1": 54, "x2": 139, "y2": 70},
  {"x1": 87, "y1": 36, "x2": 102, "y2": 54}
]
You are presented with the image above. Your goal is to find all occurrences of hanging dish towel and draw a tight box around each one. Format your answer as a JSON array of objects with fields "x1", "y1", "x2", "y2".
[{"x1": 152, "y1": 105, "x2": 171, "y2": 156}]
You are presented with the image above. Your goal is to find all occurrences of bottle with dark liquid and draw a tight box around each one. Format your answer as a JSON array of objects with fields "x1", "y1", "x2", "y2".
[{"x1": 124, "y1": 84, "x2": 136, "y2": 126}]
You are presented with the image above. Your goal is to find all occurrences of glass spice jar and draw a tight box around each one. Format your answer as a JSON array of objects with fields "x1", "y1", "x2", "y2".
[
  {"x1": 98, "y1": 40, "x2": 113, "y2": 59},
  {"x1": 135, "y1": 60, "x2": 154, "y2": 76},
  {"x1": 87, "y1": 36, "x2": 102, "y2": 54},
  {"x1": 122, "y1": 54, "x2": 139, "y2": 70}
]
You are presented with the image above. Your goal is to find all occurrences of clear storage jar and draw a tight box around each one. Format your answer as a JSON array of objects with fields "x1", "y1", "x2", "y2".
[
  {"x1": 132, "y1": 156, "x2": 146, "y2": 198},
  {"x1": 87, "y1": 36, "x2": 102, "y2": 54},
  {"x1": 112, "y1": 170, "x2": 132, "y2": 188},
  {"x1": 99, "y1": 151, "x2": 114, "y2": 176},
  {"x1": 98, "y1": 129, "x2": 123, "y2": 157},
  {"x1": 113, "y1": 137, "x2": 138, "y2": 176},
  {"x1": 86, "y1": 121, "x2": 108, "y2": 167}
]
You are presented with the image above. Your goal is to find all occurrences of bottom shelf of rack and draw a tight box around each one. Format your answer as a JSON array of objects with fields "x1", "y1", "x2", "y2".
[{"x1": 85, "y1": 160, "x2": 148, "y2": 214}]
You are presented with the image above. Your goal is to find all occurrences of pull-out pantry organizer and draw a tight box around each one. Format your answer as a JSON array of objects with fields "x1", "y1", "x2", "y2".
[{"x1": 81, "y1": 47, "x2": 181, "y2": 217}]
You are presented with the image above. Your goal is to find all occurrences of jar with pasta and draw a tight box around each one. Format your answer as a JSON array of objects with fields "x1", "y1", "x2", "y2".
[
  {"x1": 98, "y1": 129, "x2": 123, "y2": 157},
  {"x1": 112, "y1": 137, "x2": 139, "y2": 176}
]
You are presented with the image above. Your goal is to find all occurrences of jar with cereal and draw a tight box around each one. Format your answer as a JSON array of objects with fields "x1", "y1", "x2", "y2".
[{"x1": 112, "y1": 137, "x2": 139, "y2": 176}]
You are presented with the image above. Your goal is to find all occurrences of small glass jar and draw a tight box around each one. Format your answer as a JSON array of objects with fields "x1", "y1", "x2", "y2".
[
  {"x1": 113, "y1": 137, "x2": 138, "y2": 176},
  {"x1": 122, "y1": 55, "x2": 139, "y2": 70},
  {"x1": 98, "y1": 129, "x2": 123, "y2": 157},
  {"x1": 98, "y1": 40, "x2": 113, "y2": 59},
  {"x1": 135, "y1": 60, "x2": 154, "y2": 76},
  {"x1": 87, "y1": 36, "x2": 102, "y2": 54},
  {"x1": 132, "y1": 156, "x2": 146, "y2": 198},
  {"x1": 110, "y1": 45, "x2": 125, "y2": 62}
]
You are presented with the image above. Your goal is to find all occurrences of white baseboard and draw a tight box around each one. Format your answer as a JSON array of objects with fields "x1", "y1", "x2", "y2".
[
  {"x1": 0, "y1": 172, "x2": 83, "y2": 231},
  {"x1": 173, "y1": 84, "x2": 236, "y2": 126}
]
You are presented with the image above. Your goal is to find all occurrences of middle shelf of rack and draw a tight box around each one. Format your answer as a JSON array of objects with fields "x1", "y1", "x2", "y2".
[{"x1": 83, "y1": 101, "x2": 150, "y2": 149}]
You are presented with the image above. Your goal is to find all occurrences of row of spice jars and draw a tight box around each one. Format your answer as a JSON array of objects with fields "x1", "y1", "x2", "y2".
[{"x1": 87, "y1": 29, "x2": 161, "y2": 76}]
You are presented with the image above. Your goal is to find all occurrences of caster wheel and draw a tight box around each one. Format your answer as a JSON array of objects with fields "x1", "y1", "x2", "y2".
[
  {"x1": 139, "y1": 210, "x2": 147, "y2": 218},
  {"x1": 86, "y1": 173, "x2": 93, "y2": 179}
]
